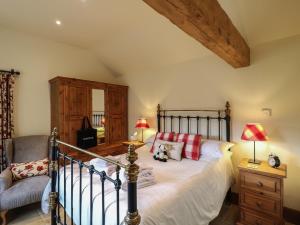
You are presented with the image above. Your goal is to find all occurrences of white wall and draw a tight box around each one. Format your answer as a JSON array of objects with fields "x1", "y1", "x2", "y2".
[
  {"x1": 0, "y1": 27, "x2": 117, "y2": 136},
  {"x1": 119, "y1": 35, "x2": 300, "y2": 210}
]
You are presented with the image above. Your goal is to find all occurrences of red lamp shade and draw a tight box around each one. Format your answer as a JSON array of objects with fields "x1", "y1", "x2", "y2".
[
  {"x1": 241, "y1": 123, "x2": 268, "y2": 141},
  {"x1": 135, "y1": 118, "x2": 150, "y2": 129}
]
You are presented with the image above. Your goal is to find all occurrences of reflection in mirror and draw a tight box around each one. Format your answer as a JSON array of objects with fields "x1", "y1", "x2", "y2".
[{"x1": 92, "y1": 89, "x2": 105, "y2": 145}]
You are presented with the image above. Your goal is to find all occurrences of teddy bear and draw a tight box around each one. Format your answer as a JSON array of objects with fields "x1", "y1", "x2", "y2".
[{"x1": 153, "y1": 144, "x2": 169, "y2": 162}]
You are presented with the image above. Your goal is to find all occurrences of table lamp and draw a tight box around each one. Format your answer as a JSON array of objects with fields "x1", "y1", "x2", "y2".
[
  {"x1": 135, "y1": 118, "x2": 149, "y2": 142},
  {"x1": 241, "y1": 123, "x2": 268, "y2": 164}
]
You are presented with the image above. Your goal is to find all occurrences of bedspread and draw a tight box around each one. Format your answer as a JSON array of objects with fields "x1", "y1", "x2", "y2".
[{"x1": 44, "y1": 145, "x2": 234, "y2": 225}]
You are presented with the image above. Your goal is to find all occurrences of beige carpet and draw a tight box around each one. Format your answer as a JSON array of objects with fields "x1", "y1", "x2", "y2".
[{"x1": 4, "y1": 203, "x2": 295, "y2": 225}]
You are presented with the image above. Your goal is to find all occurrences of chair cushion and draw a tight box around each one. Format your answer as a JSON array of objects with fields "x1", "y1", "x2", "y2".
[{"x1": 0, "y1": 175, "x2": 49, "y2": 210}]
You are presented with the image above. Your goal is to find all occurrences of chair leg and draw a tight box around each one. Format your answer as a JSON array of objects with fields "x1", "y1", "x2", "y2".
[{"x1": 0, "y1": 210, "x2": 8, "y2": 225}]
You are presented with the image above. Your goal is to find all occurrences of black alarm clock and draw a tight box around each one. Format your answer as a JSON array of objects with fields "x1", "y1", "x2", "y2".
[{"x1": 268, "y1": 153, "x2": 281, "y2": 168}]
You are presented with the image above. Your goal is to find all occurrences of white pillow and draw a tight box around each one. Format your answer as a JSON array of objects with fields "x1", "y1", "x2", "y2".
[
  {"x1": 144, "y1": 134, "x2": 156, "y2": 146},
  {"x1": 153, "y1": 139, "x2": 184, "y2": 161},
  {"x1": 201, "y1": 140, "x2": 234, "y2": 159}
]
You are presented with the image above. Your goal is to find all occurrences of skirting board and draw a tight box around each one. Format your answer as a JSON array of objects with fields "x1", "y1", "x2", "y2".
[
  {"x1": 231, "y1": 192, "x2": 300, "y2": 224},
  {"x1": 283, "y1": 207, "x2": 300, "y2": 225}
]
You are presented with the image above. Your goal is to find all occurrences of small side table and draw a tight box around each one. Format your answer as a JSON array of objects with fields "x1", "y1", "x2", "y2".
[
  {"x1": 237, "y1": 158, "x2": 287, "y2": 225},
  {"x1": 122, "y1": 141, "x2": 145, "y2": 149}
]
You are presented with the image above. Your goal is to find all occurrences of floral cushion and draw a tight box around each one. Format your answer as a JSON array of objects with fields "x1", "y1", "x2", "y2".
[{"x1": 11, "y1": 158, "x2": 49, "y2": 181}]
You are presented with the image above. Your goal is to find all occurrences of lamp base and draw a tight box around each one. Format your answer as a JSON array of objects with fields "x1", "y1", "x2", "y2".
[{"x1": 248, "y1": 158, "x2": 261, "y2": 165}]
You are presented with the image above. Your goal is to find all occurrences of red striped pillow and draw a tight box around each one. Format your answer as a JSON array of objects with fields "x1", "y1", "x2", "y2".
[
  {"x1": 174, "y1": 133, "x2": 202, "y2": 160},
  {"x1": 150, "y1": 132, "x2": 175, "y2": 153}
]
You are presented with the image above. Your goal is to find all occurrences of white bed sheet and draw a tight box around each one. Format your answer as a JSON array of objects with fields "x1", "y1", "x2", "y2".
[{"x1": 58, "y1": 145, "x2": 234, "y2": 225}]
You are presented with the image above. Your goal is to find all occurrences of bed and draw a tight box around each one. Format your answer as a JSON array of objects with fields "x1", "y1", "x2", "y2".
[
  {"x1": 48, "y1": 102, "x2": 232, "y2": 225},
  {"x1": 56, "y1": 145, "x2": 234, "y2": 225}
]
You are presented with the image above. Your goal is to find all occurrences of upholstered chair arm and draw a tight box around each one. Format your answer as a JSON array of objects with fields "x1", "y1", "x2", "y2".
[{"x1": 0, "y1": 167, "x2": 12, "y2": 193}]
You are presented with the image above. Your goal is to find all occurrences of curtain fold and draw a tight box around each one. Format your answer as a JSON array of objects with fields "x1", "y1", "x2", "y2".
[{"x1": 0, "y1": 72, "x2": 15, "y2": 172}]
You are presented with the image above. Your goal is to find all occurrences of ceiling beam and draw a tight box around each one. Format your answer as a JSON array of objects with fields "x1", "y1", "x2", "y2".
[{"x1": 143, "y1": 0, "x2": 250, "y2": 68}]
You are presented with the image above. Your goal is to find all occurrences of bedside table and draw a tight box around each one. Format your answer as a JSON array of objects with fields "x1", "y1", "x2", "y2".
[
  {"x1": 122, "y1": 141, "x2": 145, "y2": 148},
  {"x1": 237, "y1": 158, "x2": 287, "y2": 225}
]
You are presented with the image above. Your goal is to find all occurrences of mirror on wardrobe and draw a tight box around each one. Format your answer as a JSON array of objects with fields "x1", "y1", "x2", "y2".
[{"x1": 92, "y1": 89, "x2": 105, "y2": 145}]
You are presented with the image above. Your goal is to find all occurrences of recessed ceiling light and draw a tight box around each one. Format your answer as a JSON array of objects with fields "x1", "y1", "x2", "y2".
[{"x1": 55, "y1": 20, "x2": 62, "y2": 26}]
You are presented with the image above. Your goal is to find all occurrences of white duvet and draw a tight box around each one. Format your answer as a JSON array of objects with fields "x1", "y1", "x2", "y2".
[{"x1": 55, "y1": 145, "x2": 234, "y2": 225}]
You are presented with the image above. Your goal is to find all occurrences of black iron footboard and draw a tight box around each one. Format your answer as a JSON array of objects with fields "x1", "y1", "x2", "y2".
[{"x1": 49, "y1": 128, "x2": 141, "y2": 225}]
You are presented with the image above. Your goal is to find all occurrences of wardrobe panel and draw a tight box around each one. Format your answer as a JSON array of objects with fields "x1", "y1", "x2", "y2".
[
  {"x1": 69, "y1": 86, "x2": 88, "y2": 116},
  {"x1": 49, "y1": 77, "x2": 128, "y2": 158},
  {"x1": 67, "y1": 86, "x2": 90, "y2": 146},
  {"x1": 108, "y1": 87, "x2": 123, "y2": 115},
  {"x1": 107, "y1": 85, "x2": 128, "y2": 143},
  {"x1": 109, "y1": 115, "x2": 123, "y2": 142}
]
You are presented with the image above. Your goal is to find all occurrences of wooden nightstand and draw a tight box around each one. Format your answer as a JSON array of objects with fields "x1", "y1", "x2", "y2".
[
  {"x1": 122, "y1": 141, "x2": 145, "y2": 148},
  {"x1": 237, "y1": 158, "x2": 287, "y2": 225}
]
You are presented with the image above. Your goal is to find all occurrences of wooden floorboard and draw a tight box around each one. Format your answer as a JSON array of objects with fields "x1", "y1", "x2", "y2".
[{"x1": 2, "y1": 202, "x2": 296, "y2": 225}]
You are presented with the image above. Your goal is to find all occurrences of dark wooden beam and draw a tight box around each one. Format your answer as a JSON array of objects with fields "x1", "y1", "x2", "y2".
[{"x1": 143, "y1": 0, "x2": 250, "y2": 68}]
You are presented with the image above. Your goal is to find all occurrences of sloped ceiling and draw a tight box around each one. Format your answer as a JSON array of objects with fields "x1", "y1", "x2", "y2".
[{"x1": 0, "y1": 0, "x2": 300, "y2": 74}]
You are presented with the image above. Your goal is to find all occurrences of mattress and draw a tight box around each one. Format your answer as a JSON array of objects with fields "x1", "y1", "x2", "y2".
[{"x1": 57, "y1": 144, "x2": 234, "y2": 225}]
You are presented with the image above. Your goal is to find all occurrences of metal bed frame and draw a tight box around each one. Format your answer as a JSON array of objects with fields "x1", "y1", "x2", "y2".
[
  {"x1": 49, "y1": 101, "x2": 231, "y2": 225},
  {"x1": 157, "y1": 101, "x2": 231, "y2": 141},
  {"x1": 49, "y1": 128, "x2": 140, "y2": 225}
]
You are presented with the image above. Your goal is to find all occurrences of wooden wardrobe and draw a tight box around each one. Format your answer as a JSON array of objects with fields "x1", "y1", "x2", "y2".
[{"x1": 49, "y1": 76, "x2": 128, "y2": 160}]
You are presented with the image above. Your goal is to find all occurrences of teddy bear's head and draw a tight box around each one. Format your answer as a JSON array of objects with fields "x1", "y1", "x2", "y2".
[{"x1": 158, "y1": 144, "x2": 165, "y2": 151}]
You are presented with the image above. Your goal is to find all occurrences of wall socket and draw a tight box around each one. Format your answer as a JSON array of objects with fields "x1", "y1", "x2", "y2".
[{"x1": 262, "y1": 108, "x2": 272, "y2": 117}]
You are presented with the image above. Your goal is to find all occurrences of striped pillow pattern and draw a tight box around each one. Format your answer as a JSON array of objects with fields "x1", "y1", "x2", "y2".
[
  {"x1": 150, "y1": 132, "x2": 175, "y2": 153},
  {"x1": 174, "y1": 133, "x2": 202, "y2": 160}
]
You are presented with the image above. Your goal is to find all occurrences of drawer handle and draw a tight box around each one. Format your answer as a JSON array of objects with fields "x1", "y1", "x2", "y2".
[
  {"x1": 256, "y1": 201, "x2": 262, "y2": 208},
  {"x1": 256, "y1": 181, "x2": 263, "y2": 187}
]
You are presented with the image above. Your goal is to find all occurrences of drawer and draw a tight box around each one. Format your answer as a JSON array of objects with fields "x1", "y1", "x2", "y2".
[
  {"x1": 240, "y1": 190, "x2": 281, "y2": 216},
  {"x1": 240, "y1": 172, "x2": 281, "y2": 198},
  {"x1": 240, "y1": 207, "x2": 279, "y2": 225}
]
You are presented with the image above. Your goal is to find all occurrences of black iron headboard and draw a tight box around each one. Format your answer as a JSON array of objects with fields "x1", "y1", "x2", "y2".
[{"x1": 157, "y1": 102, "x2": 231, "y2": 141}]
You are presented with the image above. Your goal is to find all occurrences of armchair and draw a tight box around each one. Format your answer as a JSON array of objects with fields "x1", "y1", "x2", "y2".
[{"x1": 0, "y1": 135, "x2": 50, "y2": 225}]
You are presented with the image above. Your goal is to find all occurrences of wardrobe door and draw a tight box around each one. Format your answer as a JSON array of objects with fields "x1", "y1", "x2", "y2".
[
  {"x1": 107, "y1": 85, "x2": 128, "y2": 143},
  {"x1": 66, "y1": 85, "x2": 91, "y2": 146},
  {"x1": 109, "y1": 115, "x2": 124, "y2": 142}
]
